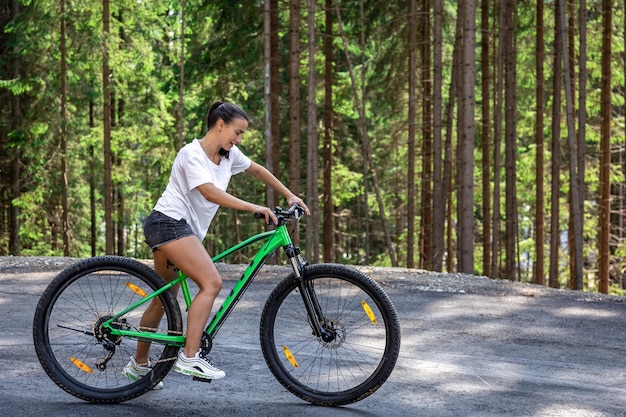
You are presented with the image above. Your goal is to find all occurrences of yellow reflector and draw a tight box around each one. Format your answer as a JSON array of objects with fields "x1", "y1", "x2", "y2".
[
  {"x1": 70, "y1": 357, "x2": 93, "y2": 374},
  {"x1": 126, "y1": 282, "x2": 147, "y2": 297},
  {"x1": 283, "y1": 345, "x2": 299, "y2": 368},
  {"x1": 361, "y1": 300, "x2": 377, "y2": 324}
]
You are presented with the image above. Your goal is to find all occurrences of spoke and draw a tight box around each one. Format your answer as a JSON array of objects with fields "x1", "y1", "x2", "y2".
[{"x1": 56, "y1": 324, "x2": 94, "y2": 336}]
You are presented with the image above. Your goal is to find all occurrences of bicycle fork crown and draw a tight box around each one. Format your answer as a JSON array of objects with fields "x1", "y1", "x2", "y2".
[{"x1": 284, "y1": 244, "x2": 306, "y2": 278}]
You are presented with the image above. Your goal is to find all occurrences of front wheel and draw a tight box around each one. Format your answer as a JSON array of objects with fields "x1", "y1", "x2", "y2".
[{"x1": 260, "y1": 264, "x2": 401, "y2": 406}]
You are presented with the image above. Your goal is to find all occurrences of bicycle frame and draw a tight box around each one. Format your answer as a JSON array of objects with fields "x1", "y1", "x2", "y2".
[{"x1": 104, "y1": 223, "x2": 305, "y2": 347}]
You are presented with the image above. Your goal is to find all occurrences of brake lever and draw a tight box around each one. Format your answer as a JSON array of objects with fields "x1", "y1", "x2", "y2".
[{"x1": 287, "y1": 204, "x2": 305, "y2": 221}]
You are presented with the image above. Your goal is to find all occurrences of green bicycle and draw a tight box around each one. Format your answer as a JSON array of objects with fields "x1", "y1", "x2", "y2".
[{"x1": 33, "y1": 204, "x2": 401, "y2": 406}]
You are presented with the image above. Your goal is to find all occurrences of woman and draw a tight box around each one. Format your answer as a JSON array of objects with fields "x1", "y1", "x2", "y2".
[{"x1": 123, "y1": 101, "x2": 309, "y2": 387}]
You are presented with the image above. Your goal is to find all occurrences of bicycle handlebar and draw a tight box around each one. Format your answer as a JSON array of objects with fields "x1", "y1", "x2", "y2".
[{"x1": 254, "y1": 204, "x2": 305, "y2": 226}]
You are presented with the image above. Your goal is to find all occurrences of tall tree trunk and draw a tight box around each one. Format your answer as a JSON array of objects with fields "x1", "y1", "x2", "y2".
[
  {"x1": 306, "y1": 0, "x2": 320, "y2": 262},
  {"x1": 445, "y1": 91, "x2": 454, "y2": 272},
  {"x1": 407, "y1": 0, "x2": 417, "y2": 268},
  {"x1": 103, "y1": 0, "x2": 114, "y2": 255},
  {"x1": 178, "y1": 0, "x2": 185, "y2": 150},
  {"x1": 566, "y1": 0, "x2": 576, "y2": 288},
  {"x1": 289, "y1": 0, "x2": 301, "y2": 197},
  {"x1": 264, "y1": 0, "x2": 275, "y2": 210},
  {"x1": 359, "y1": 0, "x2": 370, "y2": 265},
  {"x1": 457, "y1": 0, "x2": 476, "y2": 274},
  {"x1": 549, "y1": 0, "x2": 563, "y2": 289},
  {"x1": 598, "y1": 0, "x2": 612, "y2": 294},
  {"x1": 116, "y1": 186, "x2": 124, "y2": 255},
  {"x1": 116, "y1": 11, "x2": 126, "y2": 256},
  {"x1": 89, "y1": 100, "x2": 96, "y2": 257},
  {"x1": 270, "y1": 0, "x2": 280, "y2": 208},
  {"x1": 9, "y1": 0, "x2": 21, "y2": 256},
  {"x1": 263, "y1": 0, "x2": 280, "y2": 265},
  {"x1": 534, "y1": 0, "x2": 546, "y2": 286},
  {"x1": 576, "y1": 0, "x2": 588, "y2": 287},
  {"x1": 444, "y1": 8, "x2": 463, "y2": 273},
  {"x1": 504, "y1": 0, "x2": 517, "y2": 281},
  {"x1": 480, "y1": 0, "x2": 491, "y2": 276},
  {"x1": 420, "y1": 0, "x2": 433, "y2": 270},
  {"x1": 323, "y1": 0, "x2": 334, "y2": 262},
  {"x1": 455, "y1": 0, "x2": 465, "y2": 272},
  {"x1": 432, "y1": 0, "x2": 444, "y2": 272},
  {"x1": 60, "y1": 0, "x2": 69, "y2": 256},
  {"x1": 559, "y1": 0, "x2": 583, "y2": 290},
  {"x1": 491, "y1": 0, "x2": 505, "y2": 278}
]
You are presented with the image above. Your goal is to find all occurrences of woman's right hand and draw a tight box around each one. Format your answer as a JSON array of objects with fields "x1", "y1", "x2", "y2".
[{"x1": 252, "y1": 205, "x2": 278, "y2": 225}]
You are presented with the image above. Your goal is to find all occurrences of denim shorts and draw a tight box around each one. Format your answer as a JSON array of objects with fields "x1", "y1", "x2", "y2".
[{"x1": 143, "y1": 210, "x2": 195, "y2": 252}]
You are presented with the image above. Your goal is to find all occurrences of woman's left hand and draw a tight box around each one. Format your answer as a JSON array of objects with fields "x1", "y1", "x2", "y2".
[{"x1": 287, "y1": 195, "x2": 311, "y2": 216}]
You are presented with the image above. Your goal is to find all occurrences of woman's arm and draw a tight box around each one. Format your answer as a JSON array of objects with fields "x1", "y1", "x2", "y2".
[
  {"x1": 196, "y1": 182, "x2": 279, "y2": 224},
  {"x1": 246, "y1": 161, "x2": 311, "y2": 215},
  {"x1": 195, "y1": 161, "x2": 310, "y2": 224}
]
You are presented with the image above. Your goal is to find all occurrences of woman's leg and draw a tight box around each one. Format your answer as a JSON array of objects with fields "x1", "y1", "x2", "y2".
[
  {"x1": 134, "y1": 250, "x2": 180, "y2": 365},
  {"x1": 155, "y1": 235, "x2": 222, "y2": 358}
]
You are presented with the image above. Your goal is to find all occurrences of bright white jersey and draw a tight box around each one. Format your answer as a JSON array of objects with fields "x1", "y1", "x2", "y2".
[{"x1": 153, "y1": 138, "x2": 251, "y2": 241}]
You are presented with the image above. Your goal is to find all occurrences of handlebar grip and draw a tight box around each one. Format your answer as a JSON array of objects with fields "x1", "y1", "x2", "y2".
[{"x1": 254, "y1": 212, "x2": 275, "y2": 226}]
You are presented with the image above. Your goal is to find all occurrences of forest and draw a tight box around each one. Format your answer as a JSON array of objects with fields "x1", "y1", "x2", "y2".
[{"x1": 1, "y1": 0, "x2": 625, "y2": 294}]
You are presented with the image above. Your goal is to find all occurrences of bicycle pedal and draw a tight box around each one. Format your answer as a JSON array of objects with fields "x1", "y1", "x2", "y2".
[{"x1": 192, "y1": 376, "x2": 213, "y2": 383}]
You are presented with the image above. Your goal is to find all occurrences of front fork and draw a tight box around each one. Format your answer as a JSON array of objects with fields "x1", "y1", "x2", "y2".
[{"x1": 284, "y1": 245, "x2": 336, "y2": 343}]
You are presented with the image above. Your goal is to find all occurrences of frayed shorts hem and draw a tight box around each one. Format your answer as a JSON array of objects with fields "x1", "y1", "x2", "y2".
[{"x1": 143, "y1": 211, "x2": 195, "y2": 252}]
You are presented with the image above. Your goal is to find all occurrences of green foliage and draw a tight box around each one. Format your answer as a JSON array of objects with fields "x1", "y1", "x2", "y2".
[{"x1": 1, "y1": 0, "x2": 626, "y2": 296}]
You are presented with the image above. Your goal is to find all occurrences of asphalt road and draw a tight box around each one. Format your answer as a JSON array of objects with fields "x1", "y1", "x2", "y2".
[{"x1": 1, "y1": 262, "x2": 625, "y2": 417}]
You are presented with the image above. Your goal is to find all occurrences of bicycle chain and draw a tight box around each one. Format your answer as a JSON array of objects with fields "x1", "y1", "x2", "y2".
[
  {"x1": 106, "y1": 320, "x2": 185, "y2": 337},
  {"x1": 101, "y1": 321, "x2": 183, "y2": 370}
]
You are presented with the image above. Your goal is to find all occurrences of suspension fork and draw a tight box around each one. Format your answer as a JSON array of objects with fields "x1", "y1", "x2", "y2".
[{"x1": 285, "y1": 245, "x2": 335, "y2": 342}]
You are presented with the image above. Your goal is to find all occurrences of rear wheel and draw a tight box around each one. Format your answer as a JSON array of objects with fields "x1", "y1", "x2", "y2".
[
  {"x1": 33, "y1": 256, "x2": 183, "y2": 403},
  {"x1": 260, "y1": 263, "x2": 401, "y2": 406}
]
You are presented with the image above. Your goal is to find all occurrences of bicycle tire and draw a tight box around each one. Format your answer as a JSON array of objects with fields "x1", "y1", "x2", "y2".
[
  {"x1": 260, "y1": 263, "x2": 401, "y2": 406},
  {"x1": 33, "y1": 256, "x2": 183, "y2": 403}
]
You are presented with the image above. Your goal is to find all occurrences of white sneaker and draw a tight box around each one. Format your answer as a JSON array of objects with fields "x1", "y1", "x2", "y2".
[
  {"x1": 122, "y1": 357, "x2": 164, "y2": 390},
  {"x1": 174, "y1": 351, "x2": 225, "y2": 380}
]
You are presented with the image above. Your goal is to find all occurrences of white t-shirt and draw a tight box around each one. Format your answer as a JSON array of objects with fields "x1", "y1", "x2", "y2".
[{"x1": 153, "y1": 139, "x2": 251, "y2": 241}]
